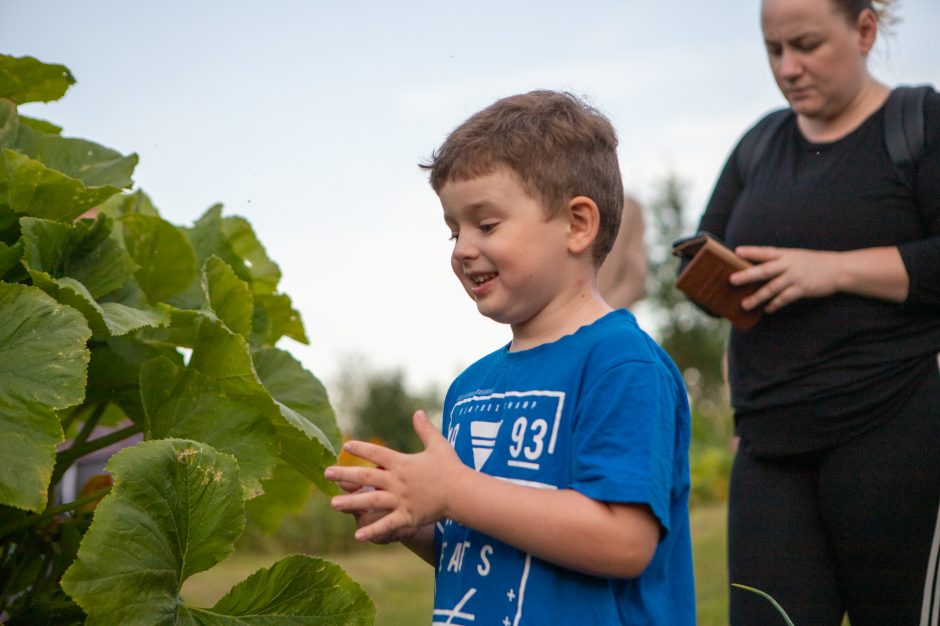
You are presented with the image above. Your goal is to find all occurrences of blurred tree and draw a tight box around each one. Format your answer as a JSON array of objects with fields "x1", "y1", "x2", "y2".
[
  {"x1": 333, "y1": 355, "x2": 443, "y2": 454},
  {"x1": 642, "y1": 174, "x2": 732, "y2": 449}
]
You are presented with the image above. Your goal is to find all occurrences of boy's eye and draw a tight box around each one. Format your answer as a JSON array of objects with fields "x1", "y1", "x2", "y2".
[
  {"x1": 765, "y1": 42, "x2": 782, "y2": 57},
  {"x1": 448, "y1": 231, "x2": 458, "y2": 241},
  {"x1": 480, "y1": 222, "x2": 497, "y2": 233}
]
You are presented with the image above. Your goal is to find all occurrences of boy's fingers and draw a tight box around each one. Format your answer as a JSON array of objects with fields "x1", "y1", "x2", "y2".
[
  {"x1": 341, "y1": 439, "x2": 396, "y2": 468},
  {"x1": 325, "y1": 465, "x2": 391, "y2": 490},
  {"x1": 336, "y1": 480, "x2": 363, "y2": 493},
  {"x1": 331, "y1": 487, "x2": 396, "y2": 512},
  {"x1": 412, "y1": 410, "x2": 441, "y2": 447},
  {"x1": 356, "y1": 511, "x2": 406, "y2": 542}
]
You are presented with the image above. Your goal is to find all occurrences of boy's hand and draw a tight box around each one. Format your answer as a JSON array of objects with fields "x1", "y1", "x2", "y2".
[{"x1": 324, "y1": 410, "x2": 465, "y2": 542}]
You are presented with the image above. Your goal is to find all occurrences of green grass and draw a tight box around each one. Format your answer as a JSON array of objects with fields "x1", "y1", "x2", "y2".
[{"x1": 183, "y1": 503, "x2": 729, "y2": 625}]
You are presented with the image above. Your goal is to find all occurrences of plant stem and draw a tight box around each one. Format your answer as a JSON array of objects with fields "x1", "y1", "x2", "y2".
[
  {"x1": 50, "y1": 417, "x2": 141, "y2": 490},
  {"x1": 59, "y1": 404, "x2": 89, "y2": 434},
  {"x1": 72, "y1": 403, "x2": 108, "y2": 450},
  {"x1": 0, "y1": 487, "x2": 112, "y2": 540}
]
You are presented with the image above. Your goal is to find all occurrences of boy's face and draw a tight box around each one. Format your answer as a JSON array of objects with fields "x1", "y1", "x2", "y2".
[{"x1": 440, "y1": 168, "x2": 575, "y2": 330}]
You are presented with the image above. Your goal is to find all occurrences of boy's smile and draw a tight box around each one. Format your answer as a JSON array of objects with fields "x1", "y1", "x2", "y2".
[{"x1": 439, "y1": 167, "x2": 600, "y2": 344}]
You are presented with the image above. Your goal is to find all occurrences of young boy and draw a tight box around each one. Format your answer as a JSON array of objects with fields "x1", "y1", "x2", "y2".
[{"x1": 325, "y1": 90, "x2": 695, "y2": 625}]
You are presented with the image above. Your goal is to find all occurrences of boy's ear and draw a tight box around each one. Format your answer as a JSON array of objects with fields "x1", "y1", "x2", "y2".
[{"x1": 565, "y1": 195, "x2": 600, "y2": 256}]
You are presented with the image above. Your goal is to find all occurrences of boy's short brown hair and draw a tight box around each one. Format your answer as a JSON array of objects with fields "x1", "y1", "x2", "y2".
[{"x1": 420, "y1": 90, "x2": 624, "y2": 266}]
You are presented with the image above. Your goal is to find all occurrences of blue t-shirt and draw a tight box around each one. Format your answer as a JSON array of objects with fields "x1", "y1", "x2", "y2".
[{"x1": 432, "y1": 309, "x2": 695, "y2": 625}]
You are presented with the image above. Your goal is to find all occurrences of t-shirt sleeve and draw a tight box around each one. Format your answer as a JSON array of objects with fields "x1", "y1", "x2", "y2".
[{"x1": 568, "y1": 359, "x2": 686, "y2": 536}]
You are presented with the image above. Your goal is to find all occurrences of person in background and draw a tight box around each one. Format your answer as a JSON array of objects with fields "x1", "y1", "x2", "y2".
[
  {"x1": 326, "y1": 90, "x2": 695, "y2": 625},
  {"x1": 687, "y1": 0, "x2": 940, "y2": 623},
  {"x1": 598, "y1": 195, "x2": 647, "y2": 310}
]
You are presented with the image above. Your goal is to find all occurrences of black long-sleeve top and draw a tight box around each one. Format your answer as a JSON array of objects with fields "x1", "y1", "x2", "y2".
[{"x1": 696, "y1": 88, "x2": 940, "y2": 455}]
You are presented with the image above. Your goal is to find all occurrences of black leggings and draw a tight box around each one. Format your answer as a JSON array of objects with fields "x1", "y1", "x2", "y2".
[{"x1": 728, "y1": 363, "x2": 940, "y2": 626}]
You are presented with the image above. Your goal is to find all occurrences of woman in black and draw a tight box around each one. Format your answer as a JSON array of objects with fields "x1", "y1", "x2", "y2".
[{"x1": 692, "y1": 0, "x2": 940, "y2": 623}]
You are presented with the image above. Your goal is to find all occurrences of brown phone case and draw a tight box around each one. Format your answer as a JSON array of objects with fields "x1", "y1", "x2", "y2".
[{"x1": 673, "y1": 234, "x2": 762, "y2": 331}]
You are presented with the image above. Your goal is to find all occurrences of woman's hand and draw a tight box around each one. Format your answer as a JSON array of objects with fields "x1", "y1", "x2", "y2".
[
  {"x1": 731, "y1": 246, "x2": 845, "y2": 313},
  {"x1": 731, "y1": 245, "x2": 909, "y2": 312}
]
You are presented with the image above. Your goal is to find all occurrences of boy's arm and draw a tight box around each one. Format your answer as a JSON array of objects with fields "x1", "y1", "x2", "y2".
[{"x1": 325, "y1": 411, "x2": 660, "y2": 579}]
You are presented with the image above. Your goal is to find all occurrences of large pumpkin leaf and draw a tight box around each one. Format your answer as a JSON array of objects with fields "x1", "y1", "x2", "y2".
[
  {"x1": 183, "y1": 554, "x2": 375, "y2": 625},
  {"x1": 0, "y1": 96, "x2": 135, "y2": 189},
  {"x1": 169, "y1": 205, "x2": 248, "y2": 309},
  {"x1": 244, "y1": 461, "x2": 313, "y2": 534},
  {"x1": 0, "y1": 149, "x2": 120, "y2": 221},
  {"x1": 20, "y1": 215, "x2": 139, "y2": 300},
  {"x1": 170, "y1": 206, "x2": 282, "y2": 309},
  {"x1": 0, "y1": 99, "x2": 16, "y2": 147},
  {"x1": 18, "y1": 115, "x2": 62, "y2": 135},
  {"x1": 251, "y1": 292, "x2": 308, "y2": 347},
  {"x1": 0, "y1": 239, "x2": 22, "y2": 278},
  {"x1": 220, "y1": 215, "x2": 280, "y2": 296},
  {"x1": 85, "y1": 338, "x2": 183, "y2": 425},
  {"x1": 99, "y1": 188, "x2": 160, "y2": 218},
  {"x1": 203, "y1": 255, "x2": 252, "y2": 337},
  {"x1": 140, "y1": 357, "x2": 277, "y2": 498},
  {"x1": 14, "y1": 123, "x2": 137, "y2": 189},
  {"x1": 252, "y1": 346, "x2": 342, "y2": 453},
  {"x1": 189, "y1": 318, "x2": 337, "y2": 495},
  {"x1": 31, "y1": 275, "x2": 168, "y2": 339},
  {"x1": 121, "y1": 213, "x2": 196, "y2": 303},
  {"x1": 60, "y1": 440, "x2": 371, "y2": 625},
  {"x1": 0, "y1": 54, "x2": 74, "y2": 104},
  {"x1": 60, "y1": 439, "x2": 244, "y2": 625},
  {"x1": 0, "y1": 283, "x2": 90, "y2": 512}
]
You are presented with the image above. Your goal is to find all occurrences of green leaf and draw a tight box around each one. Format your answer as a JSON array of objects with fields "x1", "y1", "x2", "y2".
[
  {"x1": 14, "y1": 123, "x2": 138, "y2": 189},
  {"x1": 731, "y1": 584, "x2": 796, "y2": 626},
  {"x1": 19, "y1": 115, "x2": 62, "y2": 135},
  {"x1": 98, "y1": 188, "x2": 159, "y2": 218},
  {"x1": 185, "y1": 554, "x2": 375, "y2": 625},
  {"x1": 0, "y1": 149, "x2": 121, "y2": 221},
  {"x1": 245, "y1": 461, "x2": 312, "y2": 534},
  {"x1": 0, "y1": 283, "x2": 90, "y2": 512},
  {"x1": 121, "y1": 213, "x2": 196, "y2": 303},
  {"x1": 0, "y1": 54, "x2": 75, "y2": 104},
  {"x1": 171, "y1": 206, "x2": 282, "y2": 309},
  {"x1": 140, "y1": 357, "x2": 277, "y2": 498},
  {"x1": 252, "y1": 347, "x2": 342, "y2": 453},
  {"x1": 220, "y1": 216, "x2": 280, "y2": 295},
  {"x1": 203, "y1": 255, "x2": 252, "y2": 337},
  {"x1": 251, "y1": 292, "x2": 309, "y2": 347},
  {"x1": 0, "y1": 239, "x2": 22, "y2": 278},
  {"x1": 30, "y1": 275, "x2": 168, "y2": 339},
  {"x1": 189, "y1": 318, "x2": 338, "y2": 495},
  {"x1": 169, "y1": 205, "x2": 246, "y2": 309},
  {"x1": 21, "y1": 215, "x2": 139, "y2": 299},
  {"x1": 60, "y1": 439, "x2": 245, "y2": 625},
  {"x1": 0, "y1": 99, "x2": 16, "y2": 148},
  {"x1": 85, "y1": 338, "x2": 183, "y2": 425}
]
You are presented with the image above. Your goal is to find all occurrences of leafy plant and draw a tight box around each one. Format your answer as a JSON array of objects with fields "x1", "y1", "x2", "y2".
[
  {"x1": 731, "y1": 584, "x2": 796, "y2": 626},
  {"x1": 0, "y1": 53, "x2": 374, "y2": 624}
]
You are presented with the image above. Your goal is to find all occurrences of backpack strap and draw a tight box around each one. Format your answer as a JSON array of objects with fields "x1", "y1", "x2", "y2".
[
  {"x1": 735, "y1": 108, "x2": 790, "y2": 183},
  {"x1": 883, "y1": 84, "x2": 931, "y2": 192}
]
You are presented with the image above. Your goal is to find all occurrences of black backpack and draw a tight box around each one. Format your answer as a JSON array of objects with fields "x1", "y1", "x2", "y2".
[{"x1": 736, "y1": 84, "x2": 932, "y2": 193}]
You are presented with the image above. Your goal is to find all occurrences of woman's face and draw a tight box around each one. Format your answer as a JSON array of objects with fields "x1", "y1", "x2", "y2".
[{"x1": 761, "y1": 0, "x2": 876, "y2": 119}]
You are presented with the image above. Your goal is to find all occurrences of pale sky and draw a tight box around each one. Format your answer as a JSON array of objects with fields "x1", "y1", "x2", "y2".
[{"x1": 4, "y1": 0, "x2": 938, "y2": 399}]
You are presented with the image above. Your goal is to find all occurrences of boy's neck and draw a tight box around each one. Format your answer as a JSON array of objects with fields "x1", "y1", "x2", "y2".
[{"x1": 508, "y1": 284, "x2": 613, "y2": 352}]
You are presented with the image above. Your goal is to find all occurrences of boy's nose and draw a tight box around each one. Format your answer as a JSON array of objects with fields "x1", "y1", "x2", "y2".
[{"x1": 451, "y1": 234, "x2": 479, "y2": 261}]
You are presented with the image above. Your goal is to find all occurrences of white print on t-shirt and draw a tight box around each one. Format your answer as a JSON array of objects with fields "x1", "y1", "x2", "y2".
[
  {"x1": 448, "y1": 390, "x2": 565, "y2": 473},
  {"x1": 436, "y1": 390, "x2": 565, "y2": 625},
  {"x1": 433, "y1": 555, "x2": 533, "y2": 626}
]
